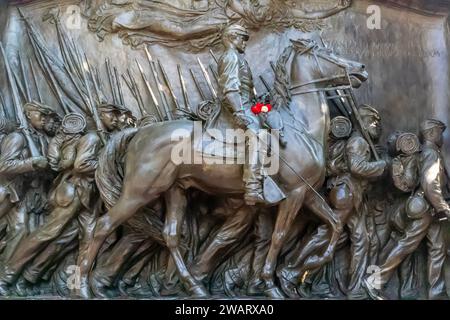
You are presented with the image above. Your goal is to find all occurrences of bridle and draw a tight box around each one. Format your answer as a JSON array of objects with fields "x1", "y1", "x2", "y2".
[{"x1": 287, "y1": 42, "x2": 354, "y2": 96}]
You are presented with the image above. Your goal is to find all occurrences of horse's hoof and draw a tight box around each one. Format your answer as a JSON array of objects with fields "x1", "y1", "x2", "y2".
[
  {"x1": 189, "y1": 284, "x2": 209, "y2": 298},
  {"x1": 264, "y1": 286, "x2": 286, "y2": 299},
  {"x1": 0, "y1": 281, "x2": 10, "y2": 296}
]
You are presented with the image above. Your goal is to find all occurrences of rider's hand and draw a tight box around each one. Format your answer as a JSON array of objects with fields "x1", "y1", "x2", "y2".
[
  {"x1": 233, "y1": 110, "x2": 251, "y2": 128},
  {"x1": 339, "y1": 0, "x2": 351, "y2": 8},
  {"x1": 32, "y1": 156, "x2": 48, "y2": 170}
]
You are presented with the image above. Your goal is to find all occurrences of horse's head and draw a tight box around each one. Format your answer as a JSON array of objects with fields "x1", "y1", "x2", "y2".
[{"x1": 290, "y1": 38, "x2": 368, "y2": 90}]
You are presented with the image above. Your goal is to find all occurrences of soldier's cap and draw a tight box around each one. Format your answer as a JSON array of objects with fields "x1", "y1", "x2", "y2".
[
  {"x1": 24, "y1": 101, "x2": 57, "y2": 116},
  {"x1": 98, "y1": 103, "x2": 128, "y2": 114},
  {"x1": 420, "y1": 119, "x2": 446, "y2": 133},
  {"x1": 359, "y1": 104, "x2": 380, "y2": 120},
  {"x1": 223, "y1": 24, "x2": 249, "y2": 40}
]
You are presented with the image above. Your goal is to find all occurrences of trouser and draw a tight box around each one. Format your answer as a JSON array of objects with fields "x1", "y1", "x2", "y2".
[
  {"x1": 1, "y1": 204, "x2": 29, "y2": 263},
  {"x1": 1, "y1": 192, "x2": 96, "y2": 285},
  {"x1": 22, "y1": 219, "x2": 79, "y2": 284},
  {"x1": 377, "y1": 211, "x2": 447, "y2": 298},
  {"x1": 93, "y1": 227, "x2": 151, "y2": 286},
  {"x1": 346, "y1": 210, "x2": 371, "y2": 299}
]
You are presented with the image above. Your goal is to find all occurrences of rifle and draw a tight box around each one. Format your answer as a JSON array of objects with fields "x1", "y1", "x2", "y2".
[
  {"x1": 344, "y1": 86, "x2": 380, "y2": 161},
  {"x1": 135, "y1": 60, "x2": 163, "y2": 120},
  {"x1": 78, "y1": 51, "x2": 106, "y2": 145},
  {"x1": 0, "y1": 41, "x2": 41, "y2": 157},
  {"x1": 144, "y1": 46, "x2": 173, "y2": 121}
]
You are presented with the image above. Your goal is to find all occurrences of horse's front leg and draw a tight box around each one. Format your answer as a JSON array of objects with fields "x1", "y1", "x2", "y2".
[
  {"x1": 261, "y1": 186, "x2": 307, "y2": 298},
  {"x1": 163, "y1": 185, "x2": 209, "y2": 298}
]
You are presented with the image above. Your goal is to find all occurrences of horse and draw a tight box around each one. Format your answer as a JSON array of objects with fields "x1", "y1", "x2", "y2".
[{"x1": 78, "y1": 38, "x2": 368, "y2": 298}]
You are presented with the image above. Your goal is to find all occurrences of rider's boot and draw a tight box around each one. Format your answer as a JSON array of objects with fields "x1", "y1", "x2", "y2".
[{"x1": 243, "y1": 138, "x2": 267, "y2": 205}]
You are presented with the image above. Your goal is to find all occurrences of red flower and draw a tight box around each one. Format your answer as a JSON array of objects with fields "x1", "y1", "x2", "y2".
[{"x1": 251, "y1": 102, "x2": 263, "y2": 114}]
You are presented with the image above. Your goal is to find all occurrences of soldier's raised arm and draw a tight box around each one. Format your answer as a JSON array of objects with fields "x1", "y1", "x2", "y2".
[{"x1": 346, "y1": 135, "x2": 386, "y2": 179}]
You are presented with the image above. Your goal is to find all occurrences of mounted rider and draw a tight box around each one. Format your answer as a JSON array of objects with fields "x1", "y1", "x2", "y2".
[{"x1": 218, "y1": 24, "x2": 270, "y2": 205}]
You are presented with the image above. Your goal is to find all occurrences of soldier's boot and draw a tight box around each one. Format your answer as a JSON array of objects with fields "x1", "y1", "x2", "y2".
[{"x1": 243, "y1": 140, "x2": 267, "y2": 206}]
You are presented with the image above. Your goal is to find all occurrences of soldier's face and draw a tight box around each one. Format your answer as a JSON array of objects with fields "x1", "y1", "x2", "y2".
[
  {"x1": 44, "y1": 117, "x2": 60, "y2": 136},
  {"x1": 27, "y1": 111, "x2": 46, "y2": 131},
  {"x1": 100, "y1": 111, "x2": 119, "y2": 131},
  {"x1": 433, "y1": 128, "x2": 444, "y2": 147},
  {"x1": 233, "y1": 34, "x2": 248, "y2": 53},
  {"x1": 364, "y1": 116, "x2": 382, "y2": 141}
]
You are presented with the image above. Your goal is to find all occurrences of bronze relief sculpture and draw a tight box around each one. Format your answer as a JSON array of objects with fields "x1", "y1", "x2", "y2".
[{"x1": 0, "y1": 0, "x2": 449, "y2": 300}]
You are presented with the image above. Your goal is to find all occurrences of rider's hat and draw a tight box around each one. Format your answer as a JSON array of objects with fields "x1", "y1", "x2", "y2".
[{"x1": 223, "y1": 24, "x2": 249, "y2": 40}]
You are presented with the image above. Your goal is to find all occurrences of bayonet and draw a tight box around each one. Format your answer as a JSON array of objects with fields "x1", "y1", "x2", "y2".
[
  {"x1": 29, "y1": 56, "x2": 42, "y2": 103},
  {"x1": 189, "y1": 69, "x2": 206, "y2": 101},
  {"x1": 177, "y1": 64, "x2": 190, "y2": 111},
  {"x1": 105, "y1": 58, "x2": 117, "y2": 104},
  {"x1": 18, "y1": 53, "x2": 31, "y2": 101},
  {"x1": 144, "y1": 46, "x2": 172, "y2": 120},
  {"x1": 127, "y1": 68, "x2": 146, "y2": 116},
  {"x1": 209, "y1": 49, "x2": 218, "y2": 64},
  {"x1": 114, "y1": 66, "x2": 124, "y2": 106},
  {"x1": 197, "y1": 57, "x2": 217, "y2": 99},
  {"x1": 158, "y1": 59, "x2": 181, "y2": 110},
  {"x1": 136, "y1": 60, "x2": 163, "y2": 120},
  {"x1": 0, "y1": 41, "x2": 41, "y2": 157},
  {"x1": 209, "y1": 64, "x2": 218, "y2": 85}
]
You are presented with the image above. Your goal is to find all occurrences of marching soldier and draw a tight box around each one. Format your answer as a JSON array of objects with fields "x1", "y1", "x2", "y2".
[
  {"x1": 0, "y1": 104, "x2": 121, "y2": 295},
  {"x1": 0, "y1": 102, "x2": 55, "y2": 266},
  {"x1": 278, "y1": 108, "x2": 388, "y2": 299},
  {"x1": 365, "y1": 119, "x2": 450, "y2": 300}
]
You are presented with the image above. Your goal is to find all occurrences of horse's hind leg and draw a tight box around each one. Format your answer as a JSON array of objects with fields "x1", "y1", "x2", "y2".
[
  {"x1": 164, "y1": 185, "x2": 209, "y2": 298},
  {"x1": 78, "y1": 194, "x2": 151, "y2": 298},
  {"x1": 261, "y1": 186, "x2": 307, "y2": 298}
]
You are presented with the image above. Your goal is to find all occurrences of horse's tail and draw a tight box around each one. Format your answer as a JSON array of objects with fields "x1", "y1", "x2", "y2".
[{"x1": 95, "y1": 128, "x2": 139, "y2": 209}]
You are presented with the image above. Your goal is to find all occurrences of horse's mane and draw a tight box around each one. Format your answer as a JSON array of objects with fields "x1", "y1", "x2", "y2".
[{"x1": 271, "y1": 45, "x2": 294, "y2": 111}]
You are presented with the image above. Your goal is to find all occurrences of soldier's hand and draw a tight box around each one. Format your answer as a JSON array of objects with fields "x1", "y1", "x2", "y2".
[
  {"x1": 59, "y1": 159, "x2": 74, "y2": 170},
  {"x1": 32, "y1": 157, "x2": 48, "y2": 170}
]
